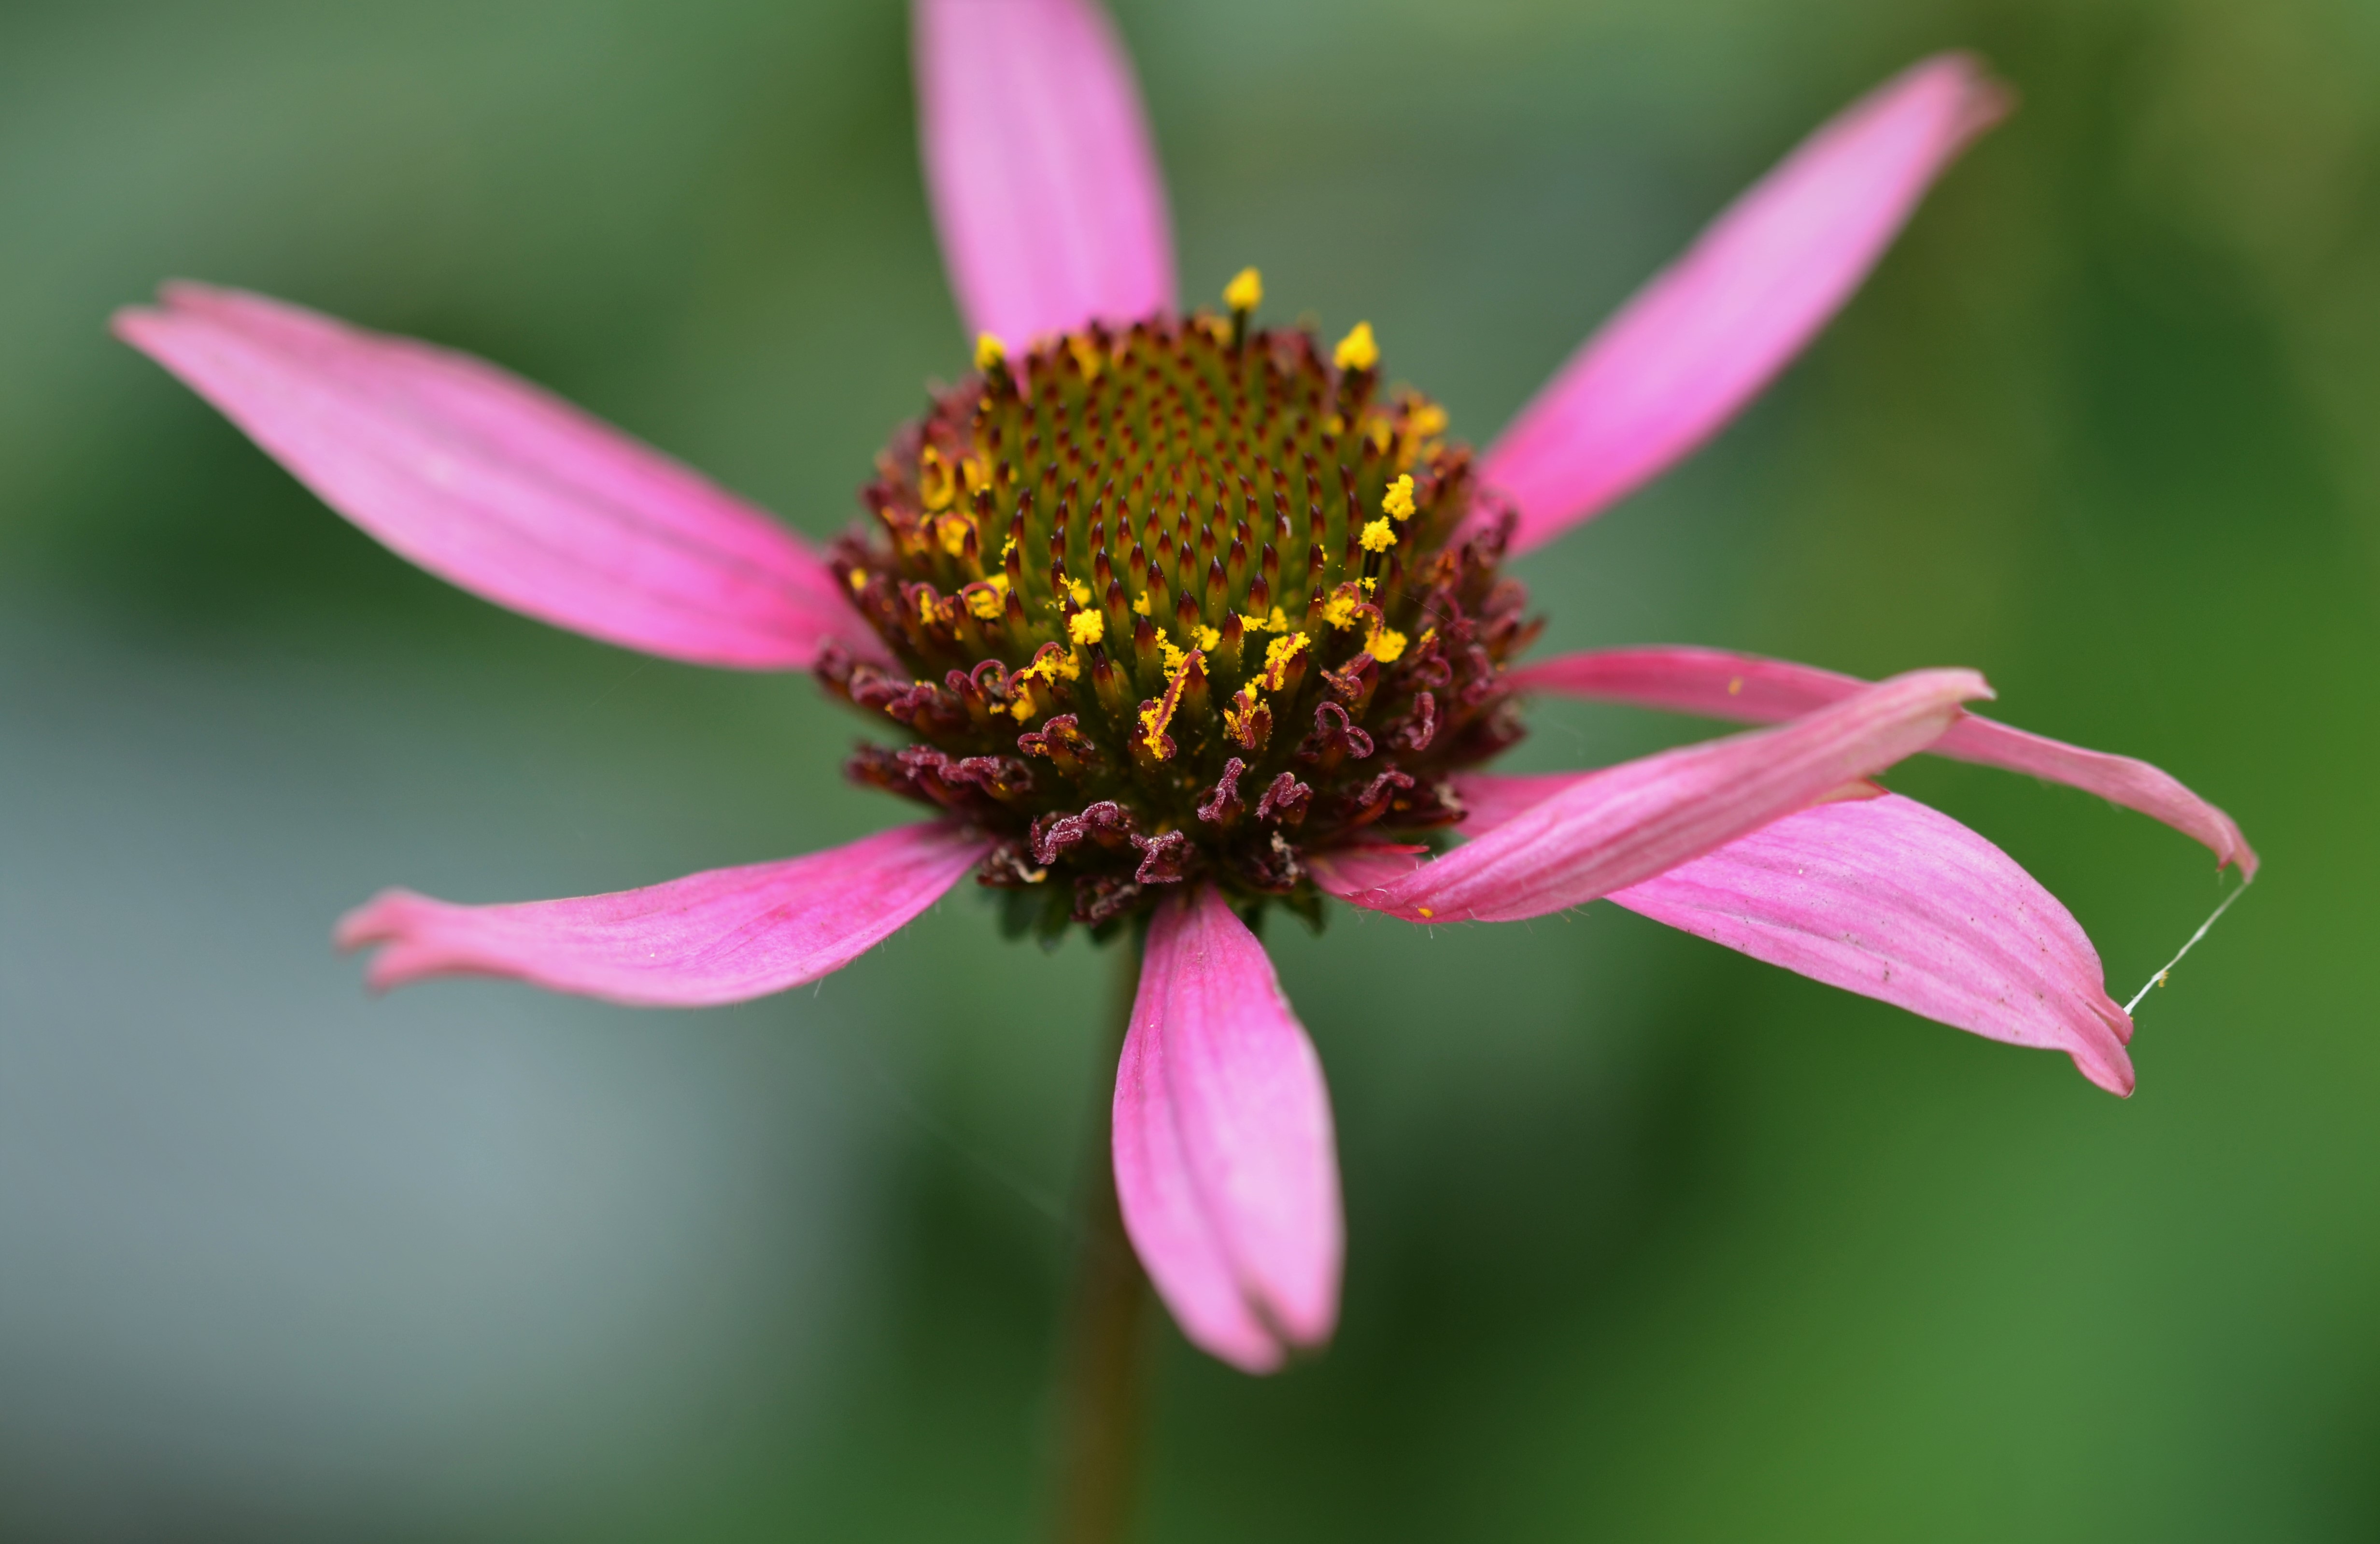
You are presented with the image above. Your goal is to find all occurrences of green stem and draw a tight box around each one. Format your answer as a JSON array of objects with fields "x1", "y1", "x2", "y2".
[{"x1": 1050, "y1": 933, "x2": 1152, "y2": 1544}]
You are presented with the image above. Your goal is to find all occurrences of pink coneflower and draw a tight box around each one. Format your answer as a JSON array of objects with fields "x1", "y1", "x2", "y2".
[{"x1": 116, "y1": 0, "x2": 2251, "y2": 1396}]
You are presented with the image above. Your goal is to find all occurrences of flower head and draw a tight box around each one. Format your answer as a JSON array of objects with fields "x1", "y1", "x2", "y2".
[
  {"x1": 112, "y1": 0, "x2": 2251, "y2": 1378},
  {"x1": 823, "y1": 310, "x2": 1527, "y2": 937}
]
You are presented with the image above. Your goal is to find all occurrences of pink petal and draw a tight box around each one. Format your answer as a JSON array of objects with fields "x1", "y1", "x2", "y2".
[
  {"x1": 1508, "y1": 645, "x2": 2256, "y2": 877},
  {"x1": 914, "y1": 0, "x2": 1175, "y2": 348},
  {"x1": 1448, "y1": 770, "x2": 1888, "y2": 843},
  {"x1": 1454, "y1": 773, "x2": 2133, "y2": 1092},
  {"x1": 335, "y1": 822, "x2": 990, "y2": 1005},
  {"x1": 1347, "y1": 669, "x2": 1990, "y2": 923},
  {"x1": 115, "y1": 283, "x2": 879, "y2": 671},
  {"x1": 1611, "y1": 793, "x2": 2135, "y2": 1095},
  {"x1": 1305, "y1": 842, "x2": 1429, "y2": 900},
  {"x1": 1112, "y1": 886, "x2": 1341, "y2": 1373},
  {"x1": 1480, "y1": 55, "x2": 2008, "y2": 553}
]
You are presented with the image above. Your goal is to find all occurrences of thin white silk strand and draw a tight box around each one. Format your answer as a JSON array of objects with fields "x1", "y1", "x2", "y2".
[{"x1": 2124, "y1": 877, "x2": 2252, "y2": 1016}]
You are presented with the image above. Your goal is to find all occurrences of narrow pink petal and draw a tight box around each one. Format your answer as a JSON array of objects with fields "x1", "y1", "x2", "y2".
[
  {"x1": 1610, "y1": 794, "x2": 2135, "y2": 1095},
  {"x1": 1348, "y1": 669, "x2": 1990, "y2": 923},
  {"x1": 115, "y1": 283, "x2": 879, "y2": 671},
  {"x1": 1445, "y1": 772, "x2": 1593, "y2": 840},
  {"x1": 1509, "y1": 645, "x2": 2256, "y2": 876},
  {"x1": 334, "y1": 823, "x2": 990, "y2": 1005},
  {"x1": 1112, "y1": 886, "x2": 1341, "y2": 1373},
  {"x1": 1305, "y1": 842, "x2": 1428, "y2": 901},
  {"x1": 1449, "y1": 770, "x2": 1887, "y2": 843},
  {"x1": 1480, "y1": 55, "x2": 2008, "y2": 553},
  {"x1": 914, "y1": 0, "x2": 1175, "y2": 348}
]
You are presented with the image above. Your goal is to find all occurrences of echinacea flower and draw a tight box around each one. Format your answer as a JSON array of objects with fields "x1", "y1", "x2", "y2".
[{"x1": 114, "y1": 0, "x2": 2253, "y2": 1378}]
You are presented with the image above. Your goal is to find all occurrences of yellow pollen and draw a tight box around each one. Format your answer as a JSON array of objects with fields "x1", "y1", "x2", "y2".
[
  {"x1": 1019, "y1": 645, "x2": 1079, "y2": 688},
  {"x1": 919, "y1": 445, "x2": 955, "y2": 511},
  {"x1": 1268, "y1": 606, "x2": 1289, "y2": 632},
  {"x1": 1239, "y1": 611, "x2": 1271, "y2": 634},
  {"x1": 961, "y1": 456, "x2": 989, "y2": 497},
  {"x1": 1409, "y1": 403, "x2": 1448, "y2": 440},
  {"x1": 1334, "y1": 321, "x2": 1378, "y2": 372},
  {"x1": 1360, "y1": 518, "x2": 1396, "y2": 553},
  {"x1": 916, "y1": 589, "x2": 939, "y2": 623},
  {"x1": 1223, "y1": 685, "x2": 1266, "y2": 743},
  {"x1": 1068, "y1": 334, "x2": 1103, "y2": 382},
  {"x1": 1069, "y1": 579, "x2": 1093, "y2": 606},
  {"x1": 966, "y1": 585, "x2": 1004, "y2": 620},
  {"x1": 1369, "y1": 627, "x2": 1408, "y2": 663},
  {"x1": 1068, "y1": 610, "x2": 1105, "y2": 646},
  {"x1": 847, "y1": 568, "x2": 867, "y2": 592},
  {"x1": 1132, "y1": 591, "x2": 1153, "y2": 616},
  {"x1": 1383, "y1": 473, "x2": 1416, "y2": 521},
  {"x1": 975, "y1": 333, "x2": 1006, "y2": 372},
  {"x1": 1159, "y1": 639, "x2": 1188, "y2": 674},
  {"x1": 1418, "y1": 906, "x2": 1435, "y2": 919},
  {"x1": 1224, "y1": 266, "x2": 1263, "y2": 312},
  {"x1": 937, "y1": 515, "x2": 971, "y2": 556},
  {"x1": 1320, "y1": 589, "x2": 1362, "y2": 629},
  {"x1": 1195, "y1": 624, "x2": 1220, "y2": 651},
  {"x1": 1137, "y1": 652, "x2": 1197, "y2": 758},
  {"x1": 1260, "y1": 631, "x2": 1308, "y2": 689},
  {"x1": 1728, "y1": 677, "x2": 1744, "y2": 696},
  {"x1": 1369, "y1": 418, "x2": 1394, "y2": 454}
]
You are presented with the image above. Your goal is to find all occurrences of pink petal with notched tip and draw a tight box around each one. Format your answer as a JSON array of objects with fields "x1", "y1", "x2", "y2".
[
  {"x1": 1480, "y1": 54, "x2": 2008, "y2": 554},
  {"x1": 914, "y1": 0, "x2": 1174, "y2": 350},
  {"x1": 1346, "y1": 669, "x2": 1990, "y2": 923},
  {"x1": 1508, "y1": 644, "x2": 2256, "y2": 877},
  {"x1": 1449, "y1": 773, "x2": 2135, "y2": 1094},
  {"x1": 335, "y1": 823, "x2": 991, "y2": 1005},
  {"x1": 1112, "y1": 886, "x2": 1341, "y2": 1374},
  {"x1": 114, "y1": 283, "x2": 877, "y2": 671}
]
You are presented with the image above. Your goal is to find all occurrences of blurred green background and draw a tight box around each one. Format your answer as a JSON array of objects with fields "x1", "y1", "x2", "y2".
[{"x1": 2, "y1": 0, "x2": 2374, "y2": 1538}]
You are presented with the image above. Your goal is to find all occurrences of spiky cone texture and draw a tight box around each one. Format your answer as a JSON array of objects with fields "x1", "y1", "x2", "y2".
[{"x1": 822, "y1": 317, "x2": 1535, "y2": 939}]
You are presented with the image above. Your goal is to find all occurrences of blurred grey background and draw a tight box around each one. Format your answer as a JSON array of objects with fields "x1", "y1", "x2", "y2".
[{"x1": 2, "y1": 0, "x2": 2375, "y2": 1538}]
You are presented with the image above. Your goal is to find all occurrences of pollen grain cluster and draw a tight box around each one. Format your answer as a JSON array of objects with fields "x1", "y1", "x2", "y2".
[{"x1": 820, "y1": 288, "x2": 1536, "y2": 939}]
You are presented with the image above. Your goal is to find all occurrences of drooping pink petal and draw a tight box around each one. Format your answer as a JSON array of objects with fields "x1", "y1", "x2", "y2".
[
  {"x1": 1112, "y1": 886, "x2": 1340, "y2": 1373},
  {"x1": 114, "y1": 283, "x2": 879, "y2": 671},
  {"x1": 1346, "y1": 668, "x2": 1990, "y2": 923},
  {"x1": 914, "y1": 0, "x2": 1175, "y2": 349},
  {"x1": 1509, "y1": 645, "x2": 2256, "y2": 876},
  {"x1": 1613, "y1": 794, "x2": 2136, "y2": 1094},
  {"x1": 1452, "y1": 773, "x2": 2134, "y2": 1092},
  {"x1": 1480, "y1": 55, "x2": 2009, "y2": 553},
  {"x1": 335, "y1": 823, "x2": 991, "y2": 1005}
]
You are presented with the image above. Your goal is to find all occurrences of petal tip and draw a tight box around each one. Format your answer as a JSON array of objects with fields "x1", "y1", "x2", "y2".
[
  {"x1": 109, "y1": 303, "x2": 173, "y2": 353},
  {"x1": 1919, "y1": 50, "x2": 2018, "y2": 142},
  {"x1": 2080, "y1": 1050, "x2": 2137, "y2": 1099},
  {"x1": 2075, "y1": 1002, "x2": 2137, "y2": 1094},
  {"x1": 333, "y1": 888, "x2": 419, "y2": 952}
]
